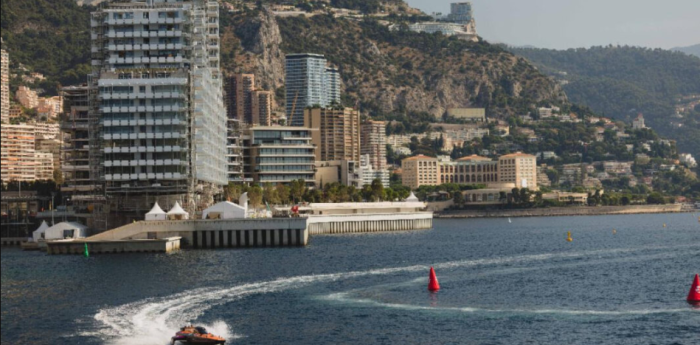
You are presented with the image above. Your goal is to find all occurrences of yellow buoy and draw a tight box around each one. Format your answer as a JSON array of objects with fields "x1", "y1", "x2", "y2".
[
  {"x1": 566, "y1": 231, "x2": 573, "y2": 242},
  {"x1": 663, "y1": 223, "x2": 666, "y2": 228},
  {"x1": 612, "y1": 229, "x2": 616, "y2": 234}
]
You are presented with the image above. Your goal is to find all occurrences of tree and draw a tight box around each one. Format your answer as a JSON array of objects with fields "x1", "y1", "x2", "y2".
[
  {"x1": 290, "y1": 179, "x2": 307, "y2": 203},
  {"x1": 52, "y1": 169, "x2": 64, "y2": 185},
  {"x1": 511, "y1": 187, "x2": 521, "y2": 204},
  {"x1": 453, "y1": 191, "x2": 464, "y2": 205},
  {"x1": 370, "y1": 178, "x2": 384, "y2": 201},
  {"x1": 276, "y1": 183, "x2": 290, "y2": 205},
  {"x1": 646, "y1": 192, "x2": 666, "y2": 205},
  {"x1": 262, "y1": 183, "x2": 279, "y2": 205},
  {"x1": 248, "y1": 185, "x2": 263, "y2": 209},
  {"x1": 620, "y1": 195, "x2": 631, "y2": 205},
  {"x1": 225, "y1": 183, "x2": 244, "y2": 202}
]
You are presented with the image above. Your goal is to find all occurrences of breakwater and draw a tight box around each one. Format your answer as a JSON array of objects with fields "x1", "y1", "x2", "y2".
[
  {"x1": 437, "y1": 204, "x2": 684, "y2": 218},
  {"x1": 307, "y1": 212, "x2": 433, "y2": 235}
]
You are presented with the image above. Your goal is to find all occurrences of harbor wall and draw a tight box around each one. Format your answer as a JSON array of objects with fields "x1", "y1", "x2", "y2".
[
  {"x1": 1, "y1": 237, "x2": 26, "y2": 246},
  {"x1": 307, "y1": 212, "x2": 433, "y2": 235},
  {"x1": 438, "y1": 204, "x2": 684, "y2": 218},
  {"x1": 46, "y1": 237, "x2": 181, "y2": 255},
  {"x1": 86, "y1": 218, "x2": 309, "y2": 248}
]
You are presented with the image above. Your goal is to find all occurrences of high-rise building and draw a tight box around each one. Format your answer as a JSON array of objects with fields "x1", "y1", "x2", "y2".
[
  {"x1": 305, "y1": 107, "x2": 360, "y2": 162},
  {"x1": 1, "y1": 124, "x2": 37, "y2": 182},
  {"x1": 90, "y1": 0, "x2": 227, "y2": 217},
  {"x1": 361, "y1": 120, "x2": 387, "y2": 171},
  {"x1": 1, "y1": 49, "x2": 9, "y2": 123},
  {"x1": 285, "y1": 54, "x2": 341, "y2": 126},
  {"x1": 61, "y1": 85, "x2": 98, "y2": 198},
  {"x1": 251, "y1": 90, "x2": 272, "y2": 126},
  {"x1": 224, "y1": 73, "x2": 254, "y2": 122},
  {"x1": 226, "y1": 119, "x2": 245, "y2": 183}
]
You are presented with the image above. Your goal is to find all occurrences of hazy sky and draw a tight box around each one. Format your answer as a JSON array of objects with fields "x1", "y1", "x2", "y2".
[{"x1": 404, "y1": 0, "x2": 700, "y2": 49}]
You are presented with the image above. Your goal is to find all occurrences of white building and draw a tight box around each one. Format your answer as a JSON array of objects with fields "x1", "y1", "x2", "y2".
[
  {"x1": 202, "y1": 201, "x2": 247, "y2": 219},
  {"x1": 358, "y1": 154, "x2": 390, "y2": 187},
  {"x1": 632, "y1": 113, "x2": 646, "y2": 129},
  {"x1": 43, "y1": 222, "x2": 89, "y2": 240},
  {"x1": 92, "y1": 1, "x2": 227, "y2": 213},
  {"x1": 1, "y1": 49, "x2": 9, "y2": 123}
]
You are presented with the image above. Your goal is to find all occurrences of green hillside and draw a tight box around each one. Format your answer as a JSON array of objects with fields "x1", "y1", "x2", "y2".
[
  {"x1": 509, "y1": 45, "x2": 700, "y2": 159},
  {"x1": 0, "y1": 0, "x2": 92, "y2": 93}
]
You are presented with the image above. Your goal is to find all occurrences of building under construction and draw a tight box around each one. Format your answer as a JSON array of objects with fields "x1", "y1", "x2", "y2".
[{"x1": 85, "y1": 0, "x2": 228, "y2": 230}]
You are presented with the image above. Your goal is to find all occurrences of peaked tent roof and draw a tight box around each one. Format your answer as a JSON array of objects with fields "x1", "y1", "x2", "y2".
[
  {"x1": 405, "y1": 192, "x2": 419, "y2": 202},
  {"x1": 167, "y1": 201, "x2": 188, "y2": 215},
  {"x1": 146, "y1": 202, "x2": 166, "y2": 215},
  {"x1": 34, "y1": 220, "x2": 50, "y2": 233}
]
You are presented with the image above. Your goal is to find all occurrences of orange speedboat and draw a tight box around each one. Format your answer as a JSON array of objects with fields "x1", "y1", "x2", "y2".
[{"x1": 171, "y1": 325, "x2": 226, "y2": 345}]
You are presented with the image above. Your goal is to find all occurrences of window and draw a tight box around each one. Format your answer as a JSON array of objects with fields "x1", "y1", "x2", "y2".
[
  {"x1": 139, "y1": 86, "x2": 146, "y2": 92},
  {"x1": 143, "y1": 12, "x2": 149, "y2": 19}
]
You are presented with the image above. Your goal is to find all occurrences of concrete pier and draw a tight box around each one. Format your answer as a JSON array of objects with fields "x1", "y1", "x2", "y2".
[
  {"x1": 307, "y1": 213, "x2": 433, "y2": 235},
  {"x1": 46, "y1": 237, "x2": 181, "y2": 255},
  {"x1": 1, "y1": 237, "x2": 26, "y2": 246}
]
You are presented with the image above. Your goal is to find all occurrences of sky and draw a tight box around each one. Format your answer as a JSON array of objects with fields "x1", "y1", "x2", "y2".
[{"x1": 404, "y1": 0, "x2": 700, "y2": 50}]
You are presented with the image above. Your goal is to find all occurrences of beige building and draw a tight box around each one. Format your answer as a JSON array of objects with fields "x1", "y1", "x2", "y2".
[
  {"x1": 498, "y1": 152, "x2": 537, "y2": 189},
  {"x1": 1, "y1": 49, "x2": 9, "y2": 123},
  {"x1": 401, "y1": 152, "x2": 538, "y2": 190},
  {"x1": 16, "y1": 86, "x2": 38, "y2": 109},
  {"x1": 34, "y1": 152, "x2": 54, "y2": 180},
  {"x1": 36, "y1": 136, "x2": 62, "y2": 171},
  {"x1": 1, "y1": 124, "x2": 37, "y2": 182},
  {"x1": 32, "y1": 121, "x2": 60, "y2": 139},
  {"x1": 440, "y1": 154, "x2": 499, "y2": 184},
  {"x1": 361, "y1": 120, "x2": 387, "y2": 171},
  {"x1": 446, "y1": 108, "x2": 486, "y2": 122},
  {"x1": 37, "y1": 96, "x2": 62, "y2": 118},
  {"x1": 401, "y1": 155, "x2": 439, "y2": 189},
  {"x1": 305, "y1": 107, "x2": 361, "y2": 162}
]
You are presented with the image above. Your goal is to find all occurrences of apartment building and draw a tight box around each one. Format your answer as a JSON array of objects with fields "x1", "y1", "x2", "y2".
[
  {"x1": 225, "y1": 118, "x2": 245, "y2": 182},
  {"x1": 361, "y1": 120, "x2": 387, "y2": 171},
  {"x1": 358, "y1": 154, "x2": 390, "y2": 187},
  {"x1": 16, "y1": 86, "x2": 38, "y2": 109},
  {"x1": 251, "y1": 90, "x2": 272, "y2": 126},
  {"x1": 34, "y1": 152, "x2": 54, "y2": 180},
  {"x1": 305, "y1": 107, "x2": 361, "y2": 162},
  {"x1": 224, "y1": 73, "x2": 254, "y2": 122},
  {"x1": 1, "y1": 124, "x2": 37, "y2": 182},
  {"x1": 242, "y1": 125, "x2": 318, "y2": 186},
  {"x1": 285, "y1": 54, "x2": 340, "y2": 126},
  {"x1": 439, "y1": 154, "x2": 499, "y2": 184},
  {"x1": 1, "y1": 49, "x2": 9, "y2": 123},
  {"x1": 35, "y1": 137, "x2": 62, "y2": 171},
  {"x1": 90, "y1": 0, "x2": 227, "y2": 215}
]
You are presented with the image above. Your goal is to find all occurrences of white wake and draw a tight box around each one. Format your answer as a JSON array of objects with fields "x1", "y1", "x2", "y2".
[{"x1": 86, "y1": 244, "x2": 699, "y2": 344}]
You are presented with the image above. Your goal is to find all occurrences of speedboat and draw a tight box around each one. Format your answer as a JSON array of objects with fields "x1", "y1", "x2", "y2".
[{"x1": 171, "y1": 325, "x2": 226, "y2": 344}]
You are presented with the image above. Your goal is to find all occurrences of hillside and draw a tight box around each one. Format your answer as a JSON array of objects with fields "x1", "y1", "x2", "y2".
[
  {"x1": 672, "y1": 43, "x2": 700, "y2": 58},
  {"x1": 222, "y1": 6, "x2": 566, "y2": 127},
  {"x1": 509, "y1": 45, "x2": 700, "y2": 159},
  {"x1": 0, "y1": 0, "x2": 92, "y2": 93}
]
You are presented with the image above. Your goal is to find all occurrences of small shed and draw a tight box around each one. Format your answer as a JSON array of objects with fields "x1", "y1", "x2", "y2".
[
  {"x1": 45, "y1": 222, "x2": 88, "y2": 240},
  {"x1": 32, "y1": 221, "x2": 50, "y2": 242},
  {"x1": 202, "y1": 201, "x2": 247, "y2": 219},
  {"x1": 145, "y1": 202, "x2": 167, "y2": 221},
  {"x1": 167, "y1": 201, "x2": 189, "y2": 220}
]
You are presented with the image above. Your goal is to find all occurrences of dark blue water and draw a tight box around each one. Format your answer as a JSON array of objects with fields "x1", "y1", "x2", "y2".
[{"x1": 2, "y1": 213, "x2": 700, "y2": 345}]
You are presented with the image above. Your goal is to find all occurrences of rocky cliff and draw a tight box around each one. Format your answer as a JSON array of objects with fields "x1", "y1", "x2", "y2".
[{"x1": 220, "y1": 8, "x2": 566, "y2": 119}]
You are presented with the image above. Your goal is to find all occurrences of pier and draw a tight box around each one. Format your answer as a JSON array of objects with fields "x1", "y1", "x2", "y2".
[
  {"x1": 307, "y1": 212, "x2": 433, "y2": 235},
  {"x1": 46, "y1": 237, "x2": 181, "y2": 255}
]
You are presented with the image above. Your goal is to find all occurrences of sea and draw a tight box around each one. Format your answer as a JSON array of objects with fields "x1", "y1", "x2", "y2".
[{"x1": 1, "y1": 213, "x2": 699, "y2": 345}]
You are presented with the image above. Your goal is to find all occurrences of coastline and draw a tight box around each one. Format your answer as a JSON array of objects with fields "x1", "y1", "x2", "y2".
[{"x1": 435, "y1": 204, "x2": 694, "y2": 219}]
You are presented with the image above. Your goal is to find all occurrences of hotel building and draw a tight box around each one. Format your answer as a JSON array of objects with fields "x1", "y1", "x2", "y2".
[{"x1": 1, "y1": 48, "x2": 9, "y2": 123}]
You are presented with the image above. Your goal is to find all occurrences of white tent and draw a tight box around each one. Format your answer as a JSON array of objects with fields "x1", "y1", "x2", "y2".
[
  {"x1": 405, "y1": 192, "x2": 419, "y2": 202},
  {"x1": 167, "y1": 201, "x2": 189, "y2": 220},
  {"x1": 45, "y1": 222, "x2": 88, "y2": 240},
  {"x1": 145, "y1": 202, "x2": 167, "y2": 221},
  {"x1": 202, "y1": 201, "x2": 247, "y2": 220},
  {"x1": 32, "y1": 221, "x2": 50, "y2": 242}
]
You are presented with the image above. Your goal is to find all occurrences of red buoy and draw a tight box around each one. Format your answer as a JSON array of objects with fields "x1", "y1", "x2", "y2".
[
  {"x1": 428, "y1": 267, "x2": 440, "y2": 292},
  {"x1": 688, "y1": 274, "x2": 700, "y2": 304}
]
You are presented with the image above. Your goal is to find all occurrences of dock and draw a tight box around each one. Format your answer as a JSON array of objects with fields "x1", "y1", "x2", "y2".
[{"x1": 46, "y1": 237, "x2": 181, "y2": 255}]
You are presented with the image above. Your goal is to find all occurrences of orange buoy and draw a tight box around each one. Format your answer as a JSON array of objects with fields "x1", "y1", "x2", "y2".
[
  {"x1": 688, "y1": 274, "x2": 700, "y2": 304},
  {"x1": 428, "y1": 267, "x2": 440, "y2": 292}
]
